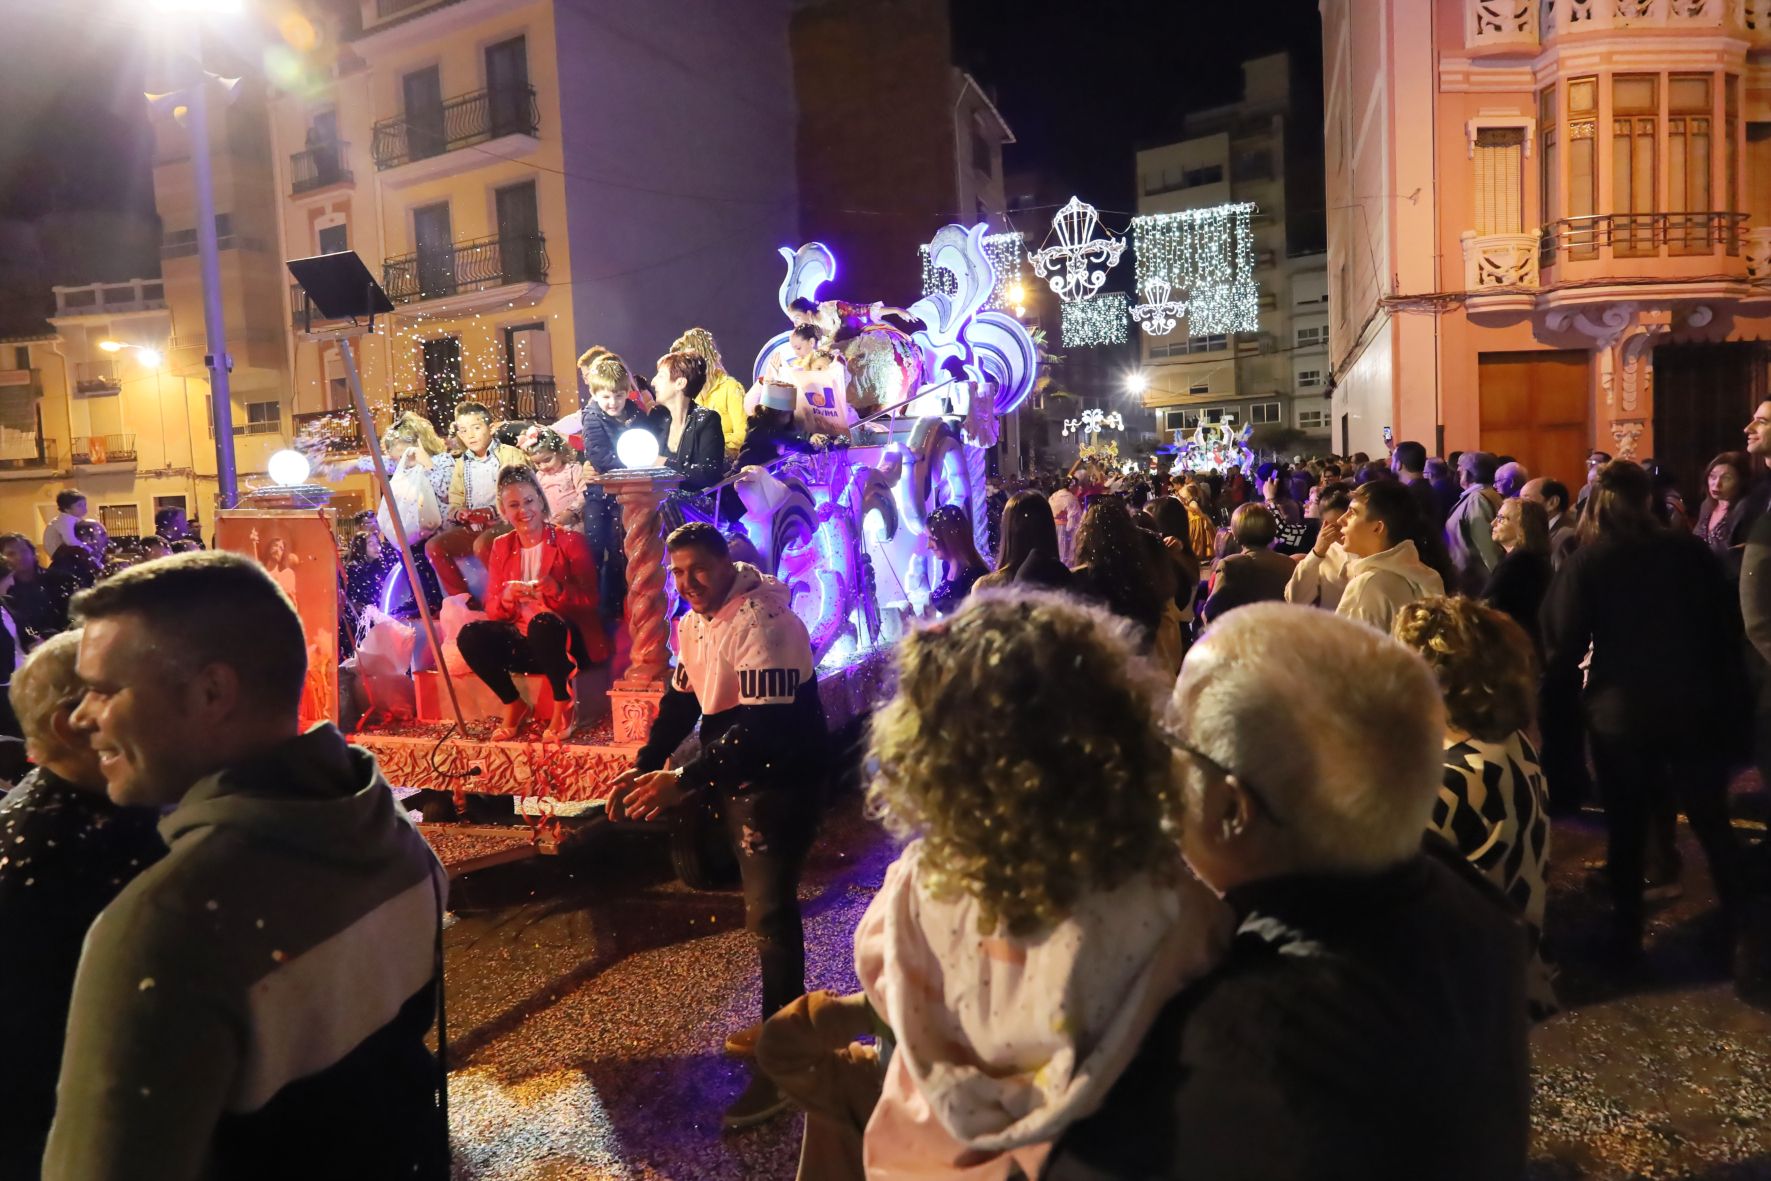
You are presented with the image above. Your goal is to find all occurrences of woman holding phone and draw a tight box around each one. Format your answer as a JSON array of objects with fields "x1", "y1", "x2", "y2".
[{"x1": 457, "y1": 466, "x2": 609, "y2": 741}]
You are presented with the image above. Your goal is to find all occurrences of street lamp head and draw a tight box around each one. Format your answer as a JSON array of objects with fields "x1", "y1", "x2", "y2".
[
  {"x1": 98, "y1": 340, "x2": 125, "y2": 353},
  {"x1": 146, "y1": 0, "x2": 244, "y2": 12},
  {"x1": 134, "y1": 348, "x2": 164, "y2": 369},
  {"x1": 1125, "y1": 372, "x2": 1150, "y2": 396}
]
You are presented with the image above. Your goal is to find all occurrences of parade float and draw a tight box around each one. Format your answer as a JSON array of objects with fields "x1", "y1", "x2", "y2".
[{"x1": 325, "y1": 223, "x2": 1037, "y2": 876}]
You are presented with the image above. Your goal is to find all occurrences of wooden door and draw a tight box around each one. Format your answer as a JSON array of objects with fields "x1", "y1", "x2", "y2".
[
  {"x1": 1652, "y1": 342, "x2": 1769, "y2": 506},
  {"x1": 402, "y1": 67, "x2": 445, "y2": 159},
  {"x1": 421, "y1": 337, "x2": 463, "y2": 425},
  {"x1": 413, "y1": 203, "x2": 455, "y2": 298},
  {"x1": 1478, "y1": 350, "x2": 1590, "y2": 490}
]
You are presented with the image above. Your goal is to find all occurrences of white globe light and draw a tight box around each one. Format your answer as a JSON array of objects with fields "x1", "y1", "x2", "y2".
[
  {"x1": 135, "y1": 348, "x2": 163, "y2": 369},
  {"x1": 616, "y1": 427, "x2": 660, "y2": 470},
  {"x1": 1125, "y1": 372, "x2": 1149, "y2": 396},
  {"x1": 268, "y1": 449, "x2": 311, "y2": 487}
]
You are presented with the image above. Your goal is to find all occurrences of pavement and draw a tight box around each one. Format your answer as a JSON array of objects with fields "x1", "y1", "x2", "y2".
[{"x1": 439, "y1": 788, "x2": 1771, "y2": 1180}]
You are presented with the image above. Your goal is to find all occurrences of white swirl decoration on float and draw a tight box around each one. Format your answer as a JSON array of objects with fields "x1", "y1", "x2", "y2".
[
  {"x1": 776, "y1": 242, "x2": 836, "y2": 316},
  {"x1": 967, "y1": 310, "x2": 1038, "y2": 415}
]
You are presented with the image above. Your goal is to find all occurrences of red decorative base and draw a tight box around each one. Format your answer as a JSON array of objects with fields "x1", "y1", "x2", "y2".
[{"x1": 354, "y1": 725, "x2": 636, "y2": 802}]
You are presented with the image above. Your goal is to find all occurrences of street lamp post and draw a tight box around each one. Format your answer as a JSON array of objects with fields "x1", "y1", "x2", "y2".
[
  {"x1": 184, "y1": 70, "x2": 239, "y2": 509},
  {"x1": 146, "y1": 0, "x2": 241, "y2": 509}
]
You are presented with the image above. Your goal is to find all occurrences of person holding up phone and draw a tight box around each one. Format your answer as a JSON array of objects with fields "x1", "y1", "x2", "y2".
[{"x1": 456, "y1": 466, "x2": 608, "y2": 742}]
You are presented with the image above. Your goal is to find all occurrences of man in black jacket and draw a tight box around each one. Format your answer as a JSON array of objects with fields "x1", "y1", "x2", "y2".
[
  {"x1": 1046, "y1": 605, "x2": 1530, "y2": 1181},
  {"x1": 609, "y1": 523, "x2": 829, "y2": 1130}
]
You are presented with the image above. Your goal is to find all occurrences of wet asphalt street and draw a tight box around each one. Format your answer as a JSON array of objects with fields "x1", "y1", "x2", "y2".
[{"x1": 437, "y1": 788, "x2": 1771, "y2": 1180}]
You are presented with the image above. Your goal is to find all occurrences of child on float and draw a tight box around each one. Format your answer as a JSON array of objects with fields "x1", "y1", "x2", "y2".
[
  {"x1": 571, "y1": 346, "x2": 647, "y2": 624},
  {"x1": 840, "y1": 589, "x2": 1231, "y2": 1180},
  {"x1": 518, "y1": 425, "x2": 585, "y2": 530}
]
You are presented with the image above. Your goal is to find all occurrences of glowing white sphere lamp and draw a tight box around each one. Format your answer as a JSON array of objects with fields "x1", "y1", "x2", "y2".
[
  {"x1": 268, "y1": 448, "x2": 311, "y2": 488},
  {"x1": 134, "y1": 347, "x2": 163, "y2": 369},
  {"x1": 616, "y1": 427, "x2": 661, "y2": 469},
  {"x1": 1125, "y1": 372, "x2": 1150, "y2": 397}
]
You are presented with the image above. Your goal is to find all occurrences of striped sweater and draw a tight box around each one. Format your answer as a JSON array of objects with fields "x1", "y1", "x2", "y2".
[{"x1": 44, "y1": 725, "x2": 447, "y2": 1181}]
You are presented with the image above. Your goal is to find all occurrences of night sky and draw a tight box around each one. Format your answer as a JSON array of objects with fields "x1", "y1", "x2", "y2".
[
  {"x1": 0, "y1": 0, "x2": 1326, "y2": 335},
  {"x1": 950, "y1": 0, "x2": 1326, "y2": 220}
]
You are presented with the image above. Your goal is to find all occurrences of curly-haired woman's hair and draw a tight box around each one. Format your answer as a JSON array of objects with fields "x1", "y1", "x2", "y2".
[
  {"x1": 671, "y1": 327, "x2": 728, "y2": 385},
  {"x1": 383, "y1": 411, "x2": 445, "y2": 456},
  {"x1": 576, "y1": 345, "x2": 636, "y2": 395},
  {"x1": 1391, "y1": 596, "x2": 1537, "y2": 741},
  {"x1": 657, "y1": 349, "x2": 708, "y2": 400},
  {"x1": 866, "y1": 590, "x2": 1183, "y2": 936}
]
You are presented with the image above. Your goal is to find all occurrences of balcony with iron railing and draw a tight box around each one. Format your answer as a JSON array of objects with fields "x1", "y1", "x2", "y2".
[
  {"x1": 1468, "y1": 0, "x2": 1771, "y2": 54},
  {"x1": 382, "y1": 232, "x2": 549, "y2": 306},
  {"x1": 74, "y1": 359, "x2": 123, "y2": 395},
  {"x1": 71, "y1": 434, "x2": 137, "y2": 466},
  {"x1": 290, "y1": 140, "x2": 352, "y2": 195},
  {"x1": 393, "y1": 376, "x2": 559, "y2": 427},
  {"x1": 0, "y1": 438, "x2": 58, "y2": 475},
  {"x1": 1538, "y1": 210, "x2": 1747, "y2": 269},
  {"x1": 293, "y1": 409, "x2": 367, "y2": 454},
  {"x1": 371, "y1": 86, "x2": 539, "y2": 172}
]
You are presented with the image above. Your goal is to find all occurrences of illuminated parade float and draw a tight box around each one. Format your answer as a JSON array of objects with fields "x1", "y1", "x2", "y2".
[{"x1": 271, "y1": 224, "x2": 1039, "y2": 871}]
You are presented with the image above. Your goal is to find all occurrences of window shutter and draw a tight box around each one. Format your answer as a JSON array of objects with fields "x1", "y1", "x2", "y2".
[{"x1": 1474, "y1": 128, "x2": 1525, "y2": 235}]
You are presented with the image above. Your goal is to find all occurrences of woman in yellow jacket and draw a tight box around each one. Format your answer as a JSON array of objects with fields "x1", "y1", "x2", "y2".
[{"x1": 673, "y1": 327, "x2": 748, "y2": 461}]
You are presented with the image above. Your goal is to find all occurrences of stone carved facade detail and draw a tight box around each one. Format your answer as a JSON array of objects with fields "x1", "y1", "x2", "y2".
[
  {"x1": 1610, "y1": 419, "x2": 1646, "y2": 460},
  {"x1": 1747, "y1": 227, "x2": 1771, "y2": 284},
  {"x1": 1462, "y1": 231, "x2": 1541, "y2": 288}
]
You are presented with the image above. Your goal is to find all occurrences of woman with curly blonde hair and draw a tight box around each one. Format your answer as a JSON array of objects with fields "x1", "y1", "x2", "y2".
[
  {"x1": 855, "y1": 590, "x2": 1229, "y2": 1179},
  {"x1": 1393, "y1": 595, "x2": 1555, "y2": 1015}
]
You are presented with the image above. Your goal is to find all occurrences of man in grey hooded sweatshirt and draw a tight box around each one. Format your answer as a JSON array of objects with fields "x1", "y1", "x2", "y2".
[{"x1": 44, "y1": 552, "x2": 448, "y2": 1181}]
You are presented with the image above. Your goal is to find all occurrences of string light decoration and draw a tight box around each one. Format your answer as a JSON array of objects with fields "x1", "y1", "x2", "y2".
[
  {"x1": 1130, "y1": 203, "x2": 1260, "y2": 335},
  {"x1": 1062, "y1": 407, "x2": 1125, "y2": 438},
  {"x1": 1030, "y1": 197, "x2": 1126, "y2": 303},
  {"x1": 1129, "y1": 277, "x2": 1188, "y2": 337},
  {"x1": 1061, "y1": 292, "x2": 1128, "y2": 348},
  {"x1": 921, "y1": 230, "x2": 1026, "y2": 311}
]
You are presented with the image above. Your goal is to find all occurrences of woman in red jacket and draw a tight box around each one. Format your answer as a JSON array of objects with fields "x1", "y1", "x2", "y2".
[{"x1": 458, "y1": 466, "x2": 609, "y2": 741}]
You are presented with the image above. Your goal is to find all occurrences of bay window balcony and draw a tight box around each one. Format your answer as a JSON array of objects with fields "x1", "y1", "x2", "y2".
[{"x1": 1467, "y1": 0, "x2": 1771, "y2": 53}]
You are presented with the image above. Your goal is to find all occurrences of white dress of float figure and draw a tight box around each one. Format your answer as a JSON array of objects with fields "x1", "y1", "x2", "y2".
[{"x1": 284, "y1": 252, "x2": 473, "y2": 763}]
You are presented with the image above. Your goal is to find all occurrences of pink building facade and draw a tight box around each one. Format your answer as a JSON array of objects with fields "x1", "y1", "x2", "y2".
[{"x1": 1323, "y1": 0, "x2": 1771, "y2": 491}]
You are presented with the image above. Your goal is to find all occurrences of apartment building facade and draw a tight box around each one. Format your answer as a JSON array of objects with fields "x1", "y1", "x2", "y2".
[
  {"x1": 1135, "y1": 53, "x2": 1332, "y2": 453},
  {"x1": 272, "y1": 0, "x2": 796, "y2": 503},
  {"x1": 1324, "y1": 0, "x2": 1771, "y2": 492}
]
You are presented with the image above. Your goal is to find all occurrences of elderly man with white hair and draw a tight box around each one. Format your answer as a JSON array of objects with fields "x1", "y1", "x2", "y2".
[
  {"x1": 0, "y1": 631, "x2": 165, "y2": 1177},
  {"x1": 1045, "y1": 604, "x2": 1531, "y2": 1181}
]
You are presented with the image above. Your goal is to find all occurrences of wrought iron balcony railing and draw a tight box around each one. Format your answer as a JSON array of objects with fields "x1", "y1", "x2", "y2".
[
  {"x1": 381, "y1": 232, "x2": 548, "y2": 304},
  {"x1": 71, "y1": 434, "x2": 136, "y2": 465},
  {"x1": 290, "y1": 140, "x2": 352, "y2": 194},
  {"x1": 74, "y1": 360, "x2": 123, "y2": 394},
  {"x1": 1538, "y1": 211, "x2": 1747, "y2": 268},
  {"x1": 371, "y1": 85, "x2": 539, "y2": 171},
  {"x1": 292, "y1": 409, "x2": 367, "y2": 454},
  {"x1": 393, "y1": 376, "x2": 559, "y2": 428},
  {"x1": 0, "y1": 438, "x2": 56, "y2": 472}
]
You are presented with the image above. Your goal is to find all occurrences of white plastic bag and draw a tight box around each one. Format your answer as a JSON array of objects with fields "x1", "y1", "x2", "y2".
[
  {"x1": 437, "y1": 593, "x2": 489, "y2": 680},
  {"x1": 378, "y1": 453, "x2": 443, "y2": 541}
]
